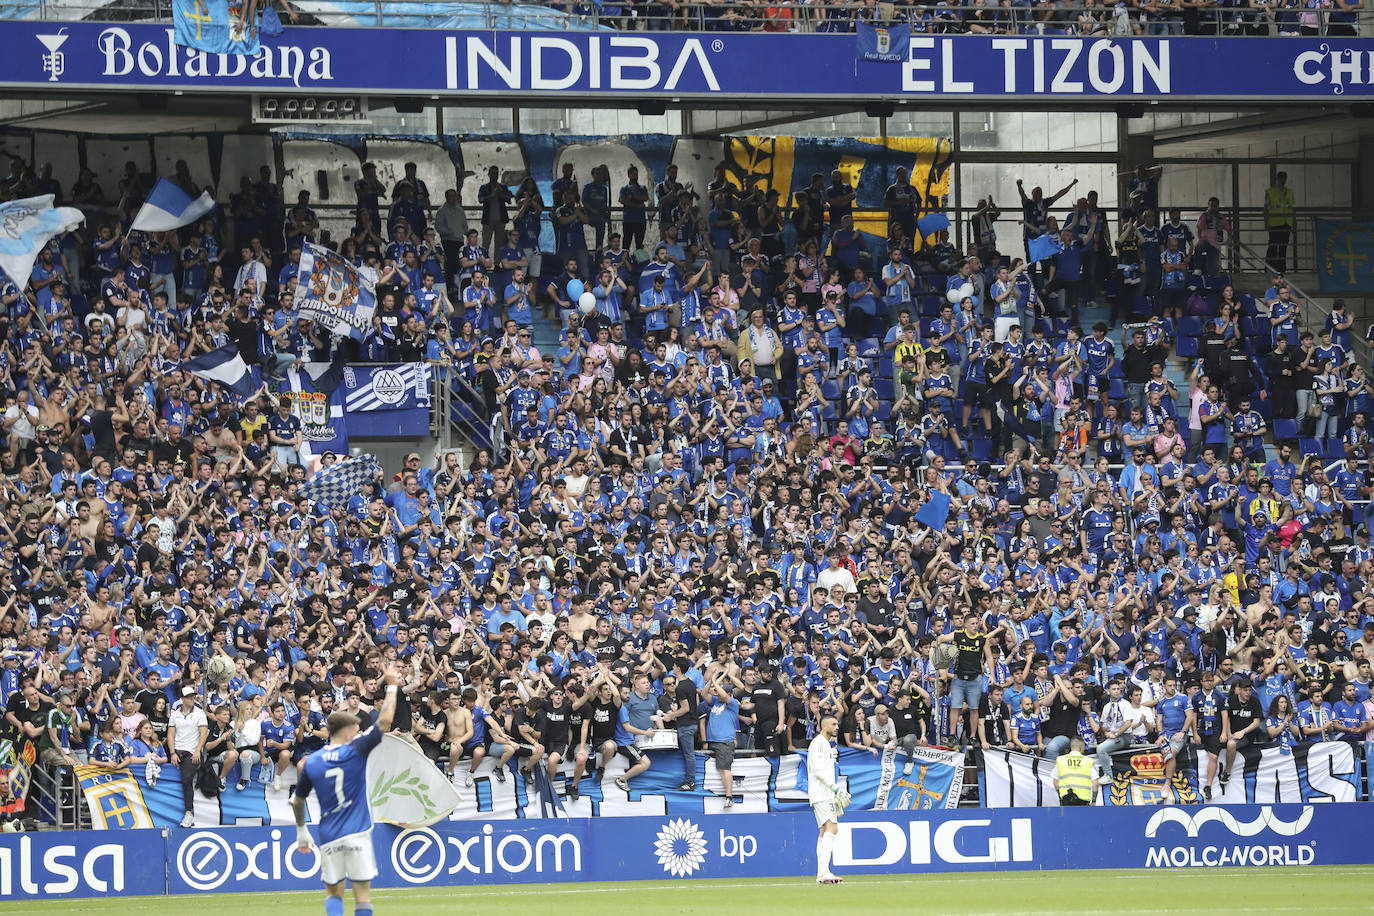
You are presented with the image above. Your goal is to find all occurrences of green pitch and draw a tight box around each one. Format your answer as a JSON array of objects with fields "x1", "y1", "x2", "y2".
[{"x1": 9, "y1": 867, "x2": 1370, "y2": 915}]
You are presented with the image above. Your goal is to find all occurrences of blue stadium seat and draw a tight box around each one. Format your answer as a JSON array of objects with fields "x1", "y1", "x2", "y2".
[
  {"x1": 858, "y1": 338, "x2": 881, "y2": 358},
  {"x1": 1176, "y1": 337, "x2": 1199, "y2": 358},
  {"x1": 1240, "y1": 293, "x2": 1258, "y2": 317},
  {"x1": 1299, "y1": 437, "x2": 1321, "y2": 457},
  {"x1": 822, "y1": 380, "x2": 840, "y2": 400},
  {"x1": 876, "y1": 401, "x2": 893, "y2": 421},
  {"x1": 1326, "y1": 439, "x2": 1347, "y2": 460},
  {"x1": 1132, "y1": 295, "x2": 1151, "y2": 316},
  {"x1": 875, "y1": 379, "x2": 894, "y2": 400},
  {"x1": 1178, "y1": 316, "x2": 1204, "y2": 338},
  {"x1": 920, "y1": 318, "x2": 936, "y2": 337},
  {"x1": 878, "y1": 358, "x2": 894, "y2": 377},
  {"x1": 1273, "y1": 419, "x2": 1299, "y2": 440},
  {"x1": 970, "y1": 438, "x2": 992, "y2": 461},
  {"x1": 1109, "y1": 379, "x2": 1125, "y2": 399},
  {"x1": 1254, "y1": 398, "x2": 1272, "y2": 419}
]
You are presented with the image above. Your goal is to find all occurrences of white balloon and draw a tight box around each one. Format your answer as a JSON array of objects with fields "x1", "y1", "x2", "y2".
[
  {"x1": 946, "y1": 288, "x2": 963, "y2": 304},
  {"x1": 577, "y1": 291, "x2": 597, "y2": 314},
  {"x1": 960, "y1": 282, "x2": 975, "y2": 300}
]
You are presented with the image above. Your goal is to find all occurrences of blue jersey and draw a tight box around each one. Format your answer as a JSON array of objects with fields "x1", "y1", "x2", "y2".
[
  {"x1": 1156, "y1": 693, "x2": 1189, "y2": 737},
  {"x1": 297, "y1": 726, "x2": 382, "y2": 844}
]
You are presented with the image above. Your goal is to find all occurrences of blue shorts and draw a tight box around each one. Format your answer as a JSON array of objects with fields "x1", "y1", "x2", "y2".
[{"x1": 949, "y1": 676, "x2": 983, "y2": 709}]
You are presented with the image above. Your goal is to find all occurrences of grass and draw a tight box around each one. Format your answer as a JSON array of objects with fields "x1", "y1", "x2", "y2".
[{"x1": 11, "y1": 867, "x2": 1374, "y2": 915}]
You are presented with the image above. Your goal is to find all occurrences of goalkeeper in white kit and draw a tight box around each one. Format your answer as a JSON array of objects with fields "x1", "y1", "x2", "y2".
[{"x1": 808, "y1": 713, "x2": 849, "y2": 884}]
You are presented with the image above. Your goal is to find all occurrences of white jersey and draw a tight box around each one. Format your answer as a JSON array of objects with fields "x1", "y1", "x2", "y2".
[{"x1": 807, "y1": 734, "x2": 838, "y2": 805}]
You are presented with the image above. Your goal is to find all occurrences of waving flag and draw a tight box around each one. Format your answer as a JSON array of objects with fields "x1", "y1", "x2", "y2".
[
  {"x1": 131, "y1": 178, "x2": 217, "y2": 233},
  {"x1": 914, "y1": 491, "x2": 951, "y2": 529},
  {"x1": 181, "y1": 343, "x2": 261, "y2": 397},
  {"x1": 300, "y1": 453, "x2": 381, "y2": 508},
  {"x1": 1028, "y1": 232, "x2": 1065, "y2": 264},
  {"x1": 368, "y1": 735, "x2": 463, "y2": 827},
  {"x1": 0, "y1": 195, "x2": 85, "y2": 290},
  {"x1": 296, "y1": 242, "x2": 379, "y2": 341},
  {"x1": 916, "y1": 212, "x2": 951, "y2": 238},
  {"x1": 173, "y1": 0, "x2": 260, "y2": 56}
]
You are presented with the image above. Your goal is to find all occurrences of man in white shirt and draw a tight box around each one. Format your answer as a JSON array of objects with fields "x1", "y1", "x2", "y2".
[
  {"x1": 1096, "y1": 681, "x2": 1151, "y2": 778},
  {"x1": 167, "y1": 687, "x2": 209, "y2": 828},
  {"x1": 808, "y1": 713, "x2": 848, "y2": 884},
  {"x1": 816, "y1": 550, "x2": 857, "y2": 596},
  {"x1": 233, "y1": 246, "x2": 267, "y2": 295}
]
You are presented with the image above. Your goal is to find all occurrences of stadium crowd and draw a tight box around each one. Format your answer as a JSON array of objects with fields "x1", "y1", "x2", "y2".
[
  {"x1": 576, "y1": 0, "x2": 1363, "y2": 37},
  {"x1": 1, "y1": 149, "x2": 1373, "y2": 831}
]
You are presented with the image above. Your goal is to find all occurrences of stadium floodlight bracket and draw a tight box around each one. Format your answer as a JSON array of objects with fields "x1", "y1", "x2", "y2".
[
  {"x1": 392, "y1": 98, "x2": 426, "y2": 114},
  {"x1": 865, "y1": 102, "x2": 896, "y2": 119},
  {"x1": 637, "y1": 101, "x2": 668, "y2": 117},
  {"x1": 252, "y1": 95, "x2": 369, "y2": 125},
  {"x1": 1115, "y1": 103, "x2": 1146, "y2": 119}
]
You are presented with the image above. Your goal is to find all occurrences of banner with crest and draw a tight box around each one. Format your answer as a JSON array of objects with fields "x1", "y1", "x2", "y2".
[
  {"x1": 296, "y1": 241, "x2": 378, "y2": 341},
  {"x1": 982, "y1": 741, "x2": 1360, "y2": 807}
]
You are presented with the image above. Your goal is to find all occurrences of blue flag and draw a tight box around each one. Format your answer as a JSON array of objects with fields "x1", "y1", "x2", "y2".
[
  {"x1": 180, "y1": 343, "x2": 261, "y2": 398},
  {"x1": 916, "y1": 213, "x2": 951, "y2": 237},
  {"x1": 131, "y1": 178, "x2": 217, "y2": 233},
  {"x1": 296, "y1": 242, "x2": 379, "y2": 341},
  {"x1": 1028, "y1": 233, "x2": 1065, "y2": 264},
  {"x1": 286, "y1": 365, "x2": 350, "y2": 459},
  {"x1": 1315, "y1": 218, "x2": 1374, "y2": 294},
  {"x1": 173, "y1": 0, "x2": 259, "y2": 56},
  {"x1": 914, "y1": 491, "x2": 951, "y2": 530},
  {"x1": 856, "y1": 23, "x2": 909, "y2": 63}
]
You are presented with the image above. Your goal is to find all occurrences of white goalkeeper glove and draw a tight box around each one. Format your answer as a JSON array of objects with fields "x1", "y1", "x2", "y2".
[
  {"x1": 834, "y1": 787, "x2": 852, "y2": 810},
  {"x1": 295, "y1": 823, "x2": 312, "y2": 853}
]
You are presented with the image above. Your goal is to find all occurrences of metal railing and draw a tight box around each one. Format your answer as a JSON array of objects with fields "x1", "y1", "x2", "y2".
[
  {"x1": 7, "y1": 0, "x2": 1369, "y2": 35},
  {"x1": 1232, "y1": 232, "x2": 1371, "y2": 367}
]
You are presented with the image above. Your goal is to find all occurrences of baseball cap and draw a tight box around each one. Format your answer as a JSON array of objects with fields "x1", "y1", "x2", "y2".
[{"x1": 181, "y1": 686, "x2": 196, "y2": 697}]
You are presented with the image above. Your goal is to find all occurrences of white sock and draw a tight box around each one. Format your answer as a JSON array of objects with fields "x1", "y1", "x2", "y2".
[{"x1": 818, "y1": 832, "x2": 834, "y2": 877}]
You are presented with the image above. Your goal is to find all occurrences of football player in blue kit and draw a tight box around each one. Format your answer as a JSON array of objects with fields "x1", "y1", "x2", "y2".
[{"x1": 292, "y1": 664, "x2": 400, "y2": 916}]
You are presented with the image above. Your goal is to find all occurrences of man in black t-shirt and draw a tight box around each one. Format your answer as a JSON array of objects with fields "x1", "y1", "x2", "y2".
[
  {"x1": 747, "y1": 667, "x2": 787, "y2": 756},
  {"x1": 890, "y1": 692, "x2": 924, "y2": 775},
  {"x1": 1041, "y1": 675, "x2": 1085, "y2": 759},
  {"x1": 784, "y1": 677, "x2": 809, "y2": 752},
  {"x1": 541, "y1": 687, "x2": 573, "y2": 788},
  {"x1": 501, "y1": 696, "x2": 547, "y2": 788},
  {"x1": 1221, "y1": 680, "x2": 1263, "y2": 788},
  {"x1": 667, "y1": 659, "x2": 701, "y2": 790}
]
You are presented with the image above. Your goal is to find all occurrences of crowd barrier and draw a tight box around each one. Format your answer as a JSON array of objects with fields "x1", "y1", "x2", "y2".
[{"x1": 2, "y1": 803, "x2": 1368, "y2": 900}]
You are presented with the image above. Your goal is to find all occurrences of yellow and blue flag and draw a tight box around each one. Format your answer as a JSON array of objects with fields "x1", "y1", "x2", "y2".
[
  {"x1": 74, "y1": 766, "x2": 156, "y2": 829},
  {"x1": 173, "y1": 0, "x2": 260, "y2": 56}
]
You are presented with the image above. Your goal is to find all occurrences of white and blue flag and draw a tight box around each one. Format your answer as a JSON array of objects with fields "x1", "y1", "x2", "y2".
[
  {"x1": 0, "y1": 195, "x2": 84, "y2": 292},
  {"x1": 130, "y1": 178, "x2": 217, "y2": 233},
  {"x1": 343, "y1": 363, "x2": 432, "y2": 413},
  {"x1": 180, "y1": 343, "x2": 261, "y2": 398},
  {"x1": 300, "y1": 453, "x2": 381, "y2": 509},
  {"x1": 297, "y1": 242, "x2": 379, "y2": 341}
]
